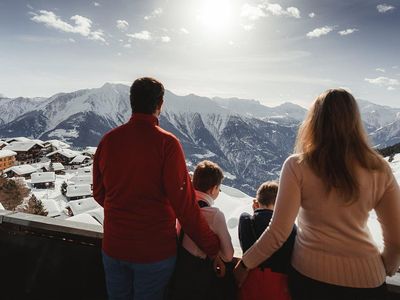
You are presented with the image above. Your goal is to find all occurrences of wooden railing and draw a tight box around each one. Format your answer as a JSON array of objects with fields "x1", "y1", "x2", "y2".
[{"x1": 1, "y1": 210, "x2": 400, "y2": 300}]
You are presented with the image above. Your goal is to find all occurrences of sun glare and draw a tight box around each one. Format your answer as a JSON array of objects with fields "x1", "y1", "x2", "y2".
[{"x1": 197, "y1": 0, "x2": 232, "y2": 34}]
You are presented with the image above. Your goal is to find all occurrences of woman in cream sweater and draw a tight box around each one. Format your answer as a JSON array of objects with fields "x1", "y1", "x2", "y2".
[{"x1": 234, "y1": 88, "x2": 400, "y2": 299}]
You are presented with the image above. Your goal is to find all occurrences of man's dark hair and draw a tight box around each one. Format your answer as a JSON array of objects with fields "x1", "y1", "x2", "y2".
[
  {"x1": 130, "y1": 77, "x2": 165, "y2": 114},
  {"x1": 193, "y1": 160, "x2": 224, "y2": 193},
  {"x1": 256, "y1": 181, "x2": 279, "y2": 206}
]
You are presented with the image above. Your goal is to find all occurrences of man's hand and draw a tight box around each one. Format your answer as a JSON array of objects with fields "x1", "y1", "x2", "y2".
[{"x1": 213, "y1": 256, "x2": 226, "y2": 278}]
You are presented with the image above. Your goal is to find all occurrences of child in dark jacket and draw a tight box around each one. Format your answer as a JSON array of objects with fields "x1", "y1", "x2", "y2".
[{"x1": 238, "y1": 181, "x2": 297, "y2": 300}]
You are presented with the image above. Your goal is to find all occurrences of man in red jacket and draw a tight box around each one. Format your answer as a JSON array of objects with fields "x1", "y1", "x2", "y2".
[{"x1": 93, "y1": 77, "x2": 220, "y2": 300}]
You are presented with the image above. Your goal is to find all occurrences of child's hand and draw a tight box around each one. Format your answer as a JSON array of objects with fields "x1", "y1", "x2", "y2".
[
  {"x1": 213, "y1": 256, "x2": 226, "y2": 278},
  {"x1": 233, "y1": 260, "x2": 249, "y2": 287}
]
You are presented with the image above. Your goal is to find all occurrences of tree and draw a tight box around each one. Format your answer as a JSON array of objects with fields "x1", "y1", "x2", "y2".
[
  {"x1": 22, "y1": 194, "x2": 48, "y2": 216},
  {"x1": 61, "y1": 181, "x2": 68, "y2": 196},
  {"x1": 0, "y1": 177, "x2": 30, "y2": 210}
]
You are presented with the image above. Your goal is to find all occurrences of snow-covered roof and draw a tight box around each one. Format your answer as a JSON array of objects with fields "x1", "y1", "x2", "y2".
[
  {"x1": 69, "y1": 174, "x2": 92, "y2": 185},
  {"x1": 44, "y1": 139, "x2": 71, "y2": 150},
  {"x1": 31, "y1": 139, "x2": 44, "y2": 145},
  {"x1": 70, "y1": 155, "x2": 91, "y2": 164},
  {"x1": 42, "y1": 162, "x2": 65, "y2": 172},
  {"x1": 0, "y1": 149, "x2": 17, "y2": 159},
  {"x1": 5, "y1": 165, "x2": 37, "y2": 175},
  {"x1": 0, "y1": 202, "x2": 4, "y2": 210},
  {"x1": 40, "y1": 199, "x2": 61, "y2": 217},
  {"x1": 4, "y1": 141, "x2": 43, "y2": 152},
  {"x1": 31, "y1": 172, "x2": 56, "y2": 184},
  {"x1": 47, "y1": 148, "x2": 79, "y2": 159},
  {"x1": 82, "y1": 147, "x2": 97, "y2": 156},
  {"x1": 66, "y1": 213, "x2": 101, "y2": 225},
  {"x1": 0, "y1": 141, "x2": 9, "y2": 147},
  {"x1": 67, "y1": 197, "x2": 100, "y2": 216},
  {"x1": 5, "y1": 137, "x2": 31, "y2": 143},
  {"x1": 66, "y1": 184, "x2": 92, "y2": 198}
]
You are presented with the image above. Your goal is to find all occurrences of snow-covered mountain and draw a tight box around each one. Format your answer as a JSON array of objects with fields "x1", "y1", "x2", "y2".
[{"x1": 0, "y1": 83, "x2": 399, "y2": 193}]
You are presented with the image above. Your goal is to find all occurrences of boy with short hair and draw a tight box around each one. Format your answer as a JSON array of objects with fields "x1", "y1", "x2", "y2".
[
  {"x1": 169, "y1": 160, "x2": 234, "y2": 300},
  {"x1": 238, "y1": 181, "x2": 297, "y2": 300}
]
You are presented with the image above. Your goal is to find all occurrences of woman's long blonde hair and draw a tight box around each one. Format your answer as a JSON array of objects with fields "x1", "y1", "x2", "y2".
[{"x1": 295, "y1": 88, "x2": 385, "y2": 203}]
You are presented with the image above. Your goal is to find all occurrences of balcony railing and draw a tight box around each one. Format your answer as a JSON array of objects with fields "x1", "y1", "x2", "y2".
[{"x1": 1, "y1": 210, "x2": 400, "y2": 300}]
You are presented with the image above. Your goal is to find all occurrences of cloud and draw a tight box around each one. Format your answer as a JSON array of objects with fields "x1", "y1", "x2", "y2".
[
  {"x1": 338, "y1": 28, "x2": 359, "y2": 36},
  {"x1": 30, "y1": 10, "x2": 106, "y2": 42},
  {"x1": 144, "y1": 8, "x2": 163, "y2": 20},
  {"x1": 161, "y1": 36, "x2": 171, "y2": 43},
  {"x1": 265, "y1": 4, "x2": 301, "y2": 18},
  {"x1": 123, "y1": 44, "x2": 131, "y2": 48},
  {"x1": 240, "y1": 3, "x2": 266, "y2": 21},
  {"x1": 365, "y1": 76, "x2": 399, "y2": 88},
  {"x1": 240, "y1": 2, "x2": 300, "y2": 30},
  {"x1": 309, "y1": 12, "x2": 315, "y2": 18},
  {"x1": 306, "y1": 26, "x2": 334, "y2": 38},
  {"x1": 387, "y1": 86, "x2": 396, "y2": 91},
  {"x1": 69, "y1": 38, "x2": 76, "y2": 43},
  {"x1": 180, "y1": 28, "x2": 189, "y2": 34},
  {"x1": 116, "y1": 20, "x2": 129, "y2": 31},
  {"x1": 377, "y1": 4, "x2": 395, "y2": 13},
  {"x1": 93, "y1": 2, "x2": 100, "y2": 7},
  {"x1": 127, "y1": 31, "x2": 152, "y2": 41},
  {"x1": 375, "y1": 68, "x2": 386, "y2": 73}
]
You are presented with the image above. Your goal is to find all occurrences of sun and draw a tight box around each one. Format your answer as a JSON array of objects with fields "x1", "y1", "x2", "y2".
[{"x1": 197, "y1": 0, "x2": 233, "y2": 34}]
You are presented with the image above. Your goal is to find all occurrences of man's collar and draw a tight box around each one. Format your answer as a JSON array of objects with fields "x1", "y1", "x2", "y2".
[{"x1": 129, "y1": 113, "x2": 159, "y2": 126}]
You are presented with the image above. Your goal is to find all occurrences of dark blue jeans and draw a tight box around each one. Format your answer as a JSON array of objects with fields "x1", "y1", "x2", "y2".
[{"x1": 102, "y1": 251, "x2": 176, "y2": 300}]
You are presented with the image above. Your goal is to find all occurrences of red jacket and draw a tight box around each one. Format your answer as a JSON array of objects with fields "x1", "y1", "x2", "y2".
[{"x1": 93, "y1": 113, "x2": 220, "y2": 263}]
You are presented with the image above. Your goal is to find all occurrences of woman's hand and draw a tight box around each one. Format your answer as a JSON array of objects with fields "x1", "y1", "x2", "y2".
[{"x1": 233, "y1": 260, "x2": 249, "y2": 287}]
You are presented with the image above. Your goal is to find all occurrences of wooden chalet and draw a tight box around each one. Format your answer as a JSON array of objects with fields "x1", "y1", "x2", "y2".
[
  {"x1": 30, "y1": 172, "x2": 56, "y2": 189},
  {"x1": 3, "y1": 141, "x2": 44, "y2": 165},
  {"x1": 66, "y1": 184, "x2": 92, "y2": 201},
  {"x1": 0, "y1": 150, "x2": 17, "y2": 172},
  {"x1": 46, "y1": 149, "x2": 79, "y2": 166},
  {"x1": 4, "y1": 165, "x2": 37, "y2": 179}
]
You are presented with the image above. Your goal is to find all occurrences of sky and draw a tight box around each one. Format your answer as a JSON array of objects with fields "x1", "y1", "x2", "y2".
[{"x1": 0, "y1": 0, "x2": 399, "y2": 108}]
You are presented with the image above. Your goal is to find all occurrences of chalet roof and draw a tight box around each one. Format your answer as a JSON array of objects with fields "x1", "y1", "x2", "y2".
[
  {"x1": 66, "y1": 184, "x2": 92, "y2": 198},
  {"x1": 69, "y1": 174, "x2": 92, "y2": 185},
  {"x1": 47, "y1": 148, "x2": 79, "y2": 159},
  {"x1": 82, "y1": 147, "x2": 97, "y2": 156},
  {"x1": 67, "y1": 197, "x2": 100, "y2": 216},
  {"x1": 5, "y1": 165, "x2": 37, "y2": 175},
  {"x1": 0, "y1": 149, "x2": 17, "y2": 159},
  {"x1": 0, "y1": 141, "x2": 9, "y2": 147},
  {"x1": 44, "y1": 162, "x2": 65, "y2": 172},
  {"x1": 40, "y1": 199, "x2": 61, "y2": 217},
  {"x1": 5, "y1": 137, "x2": 32, "y2": 143},
  {"x1": 0, "y1": 202, "x2": 4, "y2": 210},
  {"x1": 70, "y1": 155, "x2": 91, "y2": 164},
  {"x1": 44, "y1": 140, "x2": 70, "y2": 150},
  {"x1": 4, "y1": 141, "x2": 44, "y2": 152},
  {"x1": 31, "y1": 172, "x2": 56, "y2": 184}
]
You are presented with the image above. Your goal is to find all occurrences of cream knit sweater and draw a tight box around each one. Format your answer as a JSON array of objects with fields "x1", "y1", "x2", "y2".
[{"x1": 242, "y1": 154, "x2": 400, "y2": 288}]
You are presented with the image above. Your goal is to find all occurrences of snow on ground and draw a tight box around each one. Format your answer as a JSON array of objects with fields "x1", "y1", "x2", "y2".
[{"x1": 27, "y1": 171, "x2": 79, "y2": 217}]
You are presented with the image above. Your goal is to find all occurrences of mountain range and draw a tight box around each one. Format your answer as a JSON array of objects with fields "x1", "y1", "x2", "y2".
[{"x1": 1, "y1": 83, "x2": 399, "y2": 194}]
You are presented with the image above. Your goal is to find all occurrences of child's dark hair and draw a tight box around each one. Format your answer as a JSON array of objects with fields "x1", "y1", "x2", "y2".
[
  {"x1": 193, "y1": 160, "x2": 224, "y2": 193},
  {"x1": 256, "y1": 181, "x2": 279, "y2": 206}
]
